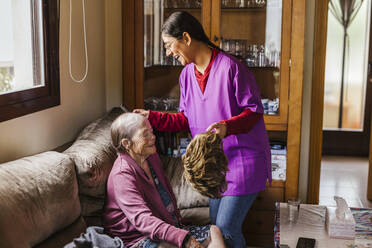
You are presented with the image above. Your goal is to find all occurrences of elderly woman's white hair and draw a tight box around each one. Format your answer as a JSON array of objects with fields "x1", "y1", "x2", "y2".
[{"x1": 111, "y1": 113, "x2": 146, "y2": 153}]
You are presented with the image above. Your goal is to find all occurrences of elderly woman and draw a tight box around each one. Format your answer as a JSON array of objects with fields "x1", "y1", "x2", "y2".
[{"x1": 103, "y1": 113, "x2": 225, "y2": 248}]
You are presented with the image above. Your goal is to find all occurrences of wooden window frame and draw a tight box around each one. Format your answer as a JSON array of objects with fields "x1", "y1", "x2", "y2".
[{"x1": 0, "y1": 0, "x2": 60, "y2": 122}]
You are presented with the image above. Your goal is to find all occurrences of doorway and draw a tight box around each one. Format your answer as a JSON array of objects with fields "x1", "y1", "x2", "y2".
[
  {"x1": 319, "y1": 0, "x2": 372, "y2": 207},
  {"x1": 322, "y1": 0, "x2": 372, "y2": 157},
  {"x1": 307, "y1": 0, "x2": 372, "y2": 205}
]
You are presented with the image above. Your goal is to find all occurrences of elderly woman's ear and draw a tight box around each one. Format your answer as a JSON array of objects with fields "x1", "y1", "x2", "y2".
[{"x1": 121, "y1": 139, "x2": 132, "y2": 151}]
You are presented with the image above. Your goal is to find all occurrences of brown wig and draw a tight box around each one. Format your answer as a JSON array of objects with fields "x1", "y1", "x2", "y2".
[{"x1": 182, "y1": 132, "x2": 228, "y2": 198}]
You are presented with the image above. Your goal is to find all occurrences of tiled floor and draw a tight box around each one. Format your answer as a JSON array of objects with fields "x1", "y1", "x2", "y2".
[{"x1": 319, "y1": 156, "x2": 372, "y2": 208}]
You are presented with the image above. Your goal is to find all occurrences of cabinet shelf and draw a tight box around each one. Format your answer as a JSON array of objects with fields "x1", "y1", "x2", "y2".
[
  {"x1": 146, "y1": 111, "x2": 288, "y2": 132},
  {"x1": 248, "y1": 66, "x2": 279, "y2": 70},
  {"x1": 264, "y1": 115, "x2": 287, "y2": 131},
  {"x1": 146, "y1": 64, "x2": 279, "y2": 70},
  {"x1": 221, "y1": 7, "x2": 266, "y2": 11},
  {"x1": 145, "y1": 64, "x2": 184, "y2": 69},
  {"x1": 164, "y1": 8, "x2": 202, "y2": 11},
  {"x1": 268, "y1": 180, "x2": 285, "y2": 188}
]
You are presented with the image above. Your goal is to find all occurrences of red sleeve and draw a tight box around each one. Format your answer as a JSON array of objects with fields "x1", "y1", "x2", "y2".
[
  {"x1": 148, "y1": 111, "x2": 190, "y2": 132},
  {"x1": 221, "y1": 109, "x2": 263, "y2": 136}
]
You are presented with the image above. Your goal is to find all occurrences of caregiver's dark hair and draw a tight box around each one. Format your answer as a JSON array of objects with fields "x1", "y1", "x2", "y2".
[{"x1": 162, "y1": 11, "x2": 221, "y2": 51}]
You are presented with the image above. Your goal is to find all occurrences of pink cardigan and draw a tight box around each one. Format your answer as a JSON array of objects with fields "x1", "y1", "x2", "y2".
[{"x1": 102, "y1": 153, "x2": 188, "y2": 247}]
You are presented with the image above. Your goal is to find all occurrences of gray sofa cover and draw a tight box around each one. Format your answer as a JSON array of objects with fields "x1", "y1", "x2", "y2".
[{"x1": 0, "y1": 152, "x2": 82, "y2": 248}]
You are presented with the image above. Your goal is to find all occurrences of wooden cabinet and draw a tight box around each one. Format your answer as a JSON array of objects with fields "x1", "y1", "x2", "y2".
[
  {"x1": 123, "y1": 0, "x2": 296, "y2": 130},
  {"x1": 243, "y1": 181, "x2": 284, "y2": 247},
  {"x1": 252, "y1": 183, "x2": 284, "y2": 211},
  {"x1": 122, "y1": 0, "x2": 305, "y2": 246}
]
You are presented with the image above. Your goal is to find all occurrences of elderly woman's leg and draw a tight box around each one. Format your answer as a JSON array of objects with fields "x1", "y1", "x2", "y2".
[
  {"x1": 137, "y1": 225, "x2": 225, "y2": 248},
  {"x1": 139, "y1": 226, "x2": 225, "y2": 248},
  {"x1": 158, "y1": 242, "x2": 177, "y2": 248},
  {"x1": 136, "y1": 239, "x2": 176, "y2": 248}
]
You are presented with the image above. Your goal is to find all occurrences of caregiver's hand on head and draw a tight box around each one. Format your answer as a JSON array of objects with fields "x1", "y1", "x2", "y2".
[
  {"x1": 133, "y1": 109, "x2": 149, "y2": 118},
  {"x1": 206, "y1": 122, "x2": 227, "y2": 139}
]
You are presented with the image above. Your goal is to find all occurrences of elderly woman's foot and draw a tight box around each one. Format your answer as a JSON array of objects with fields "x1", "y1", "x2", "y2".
[{"x1": 207, "y1": 225, "x2": 226, "y2": 248}]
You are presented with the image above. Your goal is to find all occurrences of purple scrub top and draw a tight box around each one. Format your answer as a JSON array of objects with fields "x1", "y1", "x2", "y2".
[{"x1": 179, "y1": 51, "x2": 272, "y2": 195}]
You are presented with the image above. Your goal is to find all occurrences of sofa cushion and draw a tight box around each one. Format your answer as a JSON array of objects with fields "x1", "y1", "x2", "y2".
[
  {"x1": 0, "y1": 151, "x2": 81, "y2": 248},
  {"x1": 180, "y1": 207, "x2": 210, "y2": 225},
  {"x1": 64, "y1": 107, "x2": 125, "y2": 217},
  {"x1": 34, "y1": 216, "x2": 86, "y2": 248},
  {"x1": 161, "y1": 156, "x2": 209, "y2": 210},
  {"x1": 64, "y1": 140, "x2": 116, "y2": 198}
]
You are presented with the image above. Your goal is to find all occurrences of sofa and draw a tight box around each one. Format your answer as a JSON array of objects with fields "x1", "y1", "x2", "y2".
[{"x1": 0, "y1": 107, "x2": 210, "y2": 248}]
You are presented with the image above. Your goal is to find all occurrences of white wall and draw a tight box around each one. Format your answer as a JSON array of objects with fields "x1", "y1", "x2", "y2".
[
  {"x1": 105, "y1": 0, "x2": 123, "y2": 111},
  {"x1": 0, "y1": 0, "x2": 122, "y2": 163}
]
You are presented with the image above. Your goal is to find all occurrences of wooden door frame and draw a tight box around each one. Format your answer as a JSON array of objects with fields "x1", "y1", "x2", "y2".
[
  {"x1": 369, "y1": 110, "x2": 372, "y2": 199},
  {"x1": 122, "y1": 0, "x2": 143, "y2": 110},
  {"x1": 367, "y1": 12, "x2": 372, "y2": 200},
  {"x1": 307, "y1": 0, "x2": 329, "y2": 204},
  {"x1": 286, "y1": 0, "x2": 306, "y2": 200}
]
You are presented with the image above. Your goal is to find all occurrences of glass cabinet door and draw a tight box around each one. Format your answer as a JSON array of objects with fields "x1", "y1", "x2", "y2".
[
  {"x1": 144, "y1": 0, "x2": 202, "y2": 67},
  {"x1": 214, "y1": 0, "x2": 290, "y2": 130},
  {"x1": 143, "y1": 0, "x2": 203, "y2": 112}
]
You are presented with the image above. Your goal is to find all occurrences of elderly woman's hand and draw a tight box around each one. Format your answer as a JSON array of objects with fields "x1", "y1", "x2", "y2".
[
  {"x1": 206, "y1": 122, "x2": 227, "y2": 139},
  {"x1": 133, "y1": 109, "x2": 150, "y2": 118}
]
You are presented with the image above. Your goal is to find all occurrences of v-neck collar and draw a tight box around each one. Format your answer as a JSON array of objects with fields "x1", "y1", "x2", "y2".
[
  {"x1": 120, "y1": 153, "x2": 154, "y2": 185},
  {"x1": 191, "y1": 51, "x2": 220, "y2": 101}
]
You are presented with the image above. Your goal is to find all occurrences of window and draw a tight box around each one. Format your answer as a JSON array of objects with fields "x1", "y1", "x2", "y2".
[{"x1": 0, "y1": 0, "x2": 60, "y2": 122}]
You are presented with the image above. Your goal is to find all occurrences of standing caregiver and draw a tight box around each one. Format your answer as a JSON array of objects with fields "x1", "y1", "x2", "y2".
[{"x1": 134, "y1": 11, "x2": 271, "y2": 248}]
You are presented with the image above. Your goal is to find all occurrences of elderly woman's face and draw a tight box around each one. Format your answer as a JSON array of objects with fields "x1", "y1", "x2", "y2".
[{"x1": 129, "y1": 119, "x2": 156, "y2": 158}]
